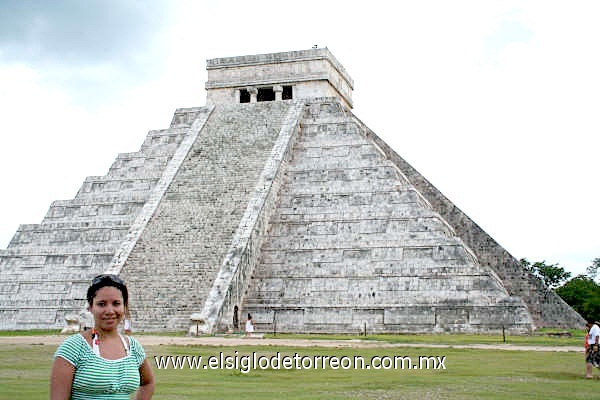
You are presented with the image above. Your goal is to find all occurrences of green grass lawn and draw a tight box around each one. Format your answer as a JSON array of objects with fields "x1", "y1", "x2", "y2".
[
  {"x1": 264, "y1": 329, "x2": 584, "y2": 347},
  {"x1": 0, "y1": 329, "x2": 60, "y2": 337},
  {"x1": 0, "y1": 328, "x2": 585, "y2": 346},
  {"x1": 0, "y1": 341, "x2": 595, "y2": 400}
]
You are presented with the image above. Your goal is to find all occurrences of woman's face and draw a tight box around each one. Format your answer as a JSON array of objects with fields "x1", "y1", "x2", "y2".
[{"x1": 89, "y1": 286, "x2": 125, "y2": 332}]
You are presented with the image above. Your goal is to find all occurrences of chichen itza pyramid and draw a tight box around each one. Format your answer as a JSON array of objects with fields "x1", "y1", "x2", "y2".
[{"x1": 0, "y1": 48, "x2": 585, "y2": 334}]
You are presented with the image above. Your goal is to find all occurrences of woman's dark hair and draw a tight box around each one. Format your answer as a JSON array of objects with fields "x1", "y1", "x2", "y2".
[
  {"x1": 248, "y1": 313, "x2": 252, "y2": 319},
  {"x1": 87, "y1": 274, "x2": 129, "y2": 307}
]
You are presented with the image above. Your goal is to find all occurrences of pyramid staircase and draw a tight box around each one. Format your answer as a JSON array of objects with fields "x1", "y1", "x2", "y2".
[{"x1": 118, "y1": 101, "x2": 301, "y2": 331}]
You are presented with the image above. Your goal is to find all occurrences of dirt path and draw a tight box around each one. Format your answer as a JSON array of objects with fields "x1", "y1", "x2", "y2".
[{"x1": 0, "y1": 335, "x2": 582, "y2": 353}]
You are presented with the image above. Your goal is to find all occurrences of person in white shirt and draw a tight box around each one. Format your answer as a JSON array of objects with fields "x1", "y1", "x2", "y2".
[
  {"x1": 123, "y1": 312, "x2": 132, "y2": 335},
  {"x1": 245, "y1": 313, "x2": 255, "y2": 338},
  {"x1": 585, "y1": 321, "x2": 600, "y2": 378}
]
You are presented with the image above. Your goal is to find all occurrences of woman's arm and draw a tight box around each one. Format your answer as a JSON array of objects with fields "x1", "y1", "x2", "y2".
[
  {"x1": 50, "y1": 357, "x2": 75, "y2": 400},
  {"x1": 135, "y1": 358, "x2": 155, "y2": 400}
]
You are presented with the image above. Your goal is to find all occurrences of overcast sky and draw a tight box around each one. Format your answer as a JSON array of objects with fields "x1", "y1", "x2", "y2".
[{"x1": 0, "y1": 1, "x2": 598, "y2": 277}]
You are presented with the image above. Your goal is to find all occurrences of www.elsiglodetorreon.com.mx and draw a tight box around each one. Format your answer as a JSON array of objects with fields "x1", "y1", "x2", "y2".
[{"x1": 154, "y1": 352, "x2": 446, "y2": 374}]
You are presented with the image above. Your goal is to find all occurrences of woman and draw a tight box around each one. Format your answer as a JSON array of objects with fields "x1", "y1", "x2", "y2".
[{"x1": 50, "y1": 274, "x2": 154, "y2": 399}]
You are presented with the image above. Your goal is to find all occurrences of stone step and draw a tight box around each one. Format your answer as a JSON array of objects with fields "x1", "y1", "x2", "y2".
[
  {"x1": 303, "y1": 197, "x2": 429, "y2": 220},
  {"x1": 0, "y1": 272, "x2": 101, "y2": 285},
  {"x1": 268, "y1": 216, "x2": 451, "y2": 235},
  {"x1": 42, "y1": 199, "x2": 145, "y2": 222},
  {"x1": 283, "y1": 178, "x2": 400, "y2": 196},
  {"x1": 243, "y1": 304, "x2": 532, "y2": 334},
  {"x1": 287, "y1": 154, "x2": 386, "y2": 171},
  {"x1": 75, "y1": 176, "x2": 158, "y2": 193},
  {"x1": 168, "y1": 107, "x2": 211, "y2": 129},
  {"x1": 1, "y1": 245, "x2": 117, "y2": 257},
  {"x1": 284, "y1": 164, "x2": 400, "y2": 183},
  {"x1": 250, "y1": 264, "x2": 494, "y2": 278},
  {"x1": 105, "y1": 156, "x2": 172, "y2": 179},
  {"x1": 139, "y1": 132, "x2": 184, "y2": 151},
  {"x1": 261, "y1": 237, "x2": 469, "y2": 254},
  {"x1": 243, "y1": 294, "x2": 506, "y2": 309},
  {"x1": 8, "y1": 226, "x2": 129, "y2": 248},
  {"x1": 271, "y1": 208, "x2": 440, "y2": 224},
  {"x1": 0, "y1": 308, "x2": 74, "y2": 330}
]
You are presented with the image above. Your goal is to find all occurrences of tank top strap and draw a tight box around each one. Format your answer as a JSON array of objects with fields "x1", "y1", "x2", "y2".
[
  {"x1": 90, "y1": 329, "x2": 130, "y2": 357},
  {"x1": 119, "y1": 334, "x2": 131, "y2": 356},
  {"x1": 91, "y1": 329, "x2": 100, "y2": 356}
]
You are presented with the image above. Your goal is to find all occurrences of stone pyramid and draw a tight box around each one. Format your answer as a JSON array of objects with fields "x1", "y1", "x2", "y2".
[{"x1": 0, "y1": 48, "x2": 584, "y2": 334}]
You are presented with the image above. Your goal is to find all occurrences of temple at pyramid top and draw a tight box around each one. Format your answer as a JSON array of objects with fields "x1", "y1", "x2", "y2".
[{"x1": 205, "y1": 47, "x2": 354, "y2": 108}]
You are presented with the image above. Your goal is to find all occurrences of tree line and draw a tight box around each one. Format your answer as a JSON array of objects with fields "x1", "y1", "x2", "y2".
[{"x1": 521, "y1": 257, "x2": 600, "y2": 322}]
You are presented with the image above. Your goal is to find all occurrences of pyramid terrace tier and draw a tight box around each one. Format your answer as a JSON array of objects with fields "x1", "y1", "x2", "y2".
[{"x1": 243, "y1": 304, "x2": 533, "y2": 334}]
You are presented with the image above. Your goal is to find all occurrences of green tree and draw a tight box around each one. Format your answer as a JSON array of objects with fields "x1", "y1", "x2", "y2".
[
  {"x1": 520, "y1": 258, "x2": 571, "y2": 289},
  {"x1": 556, "y1": 275, "x2": 600, "y2": 322},
  {"x1": 586, "y1": 257, "x2": 600, "y2": 281}
]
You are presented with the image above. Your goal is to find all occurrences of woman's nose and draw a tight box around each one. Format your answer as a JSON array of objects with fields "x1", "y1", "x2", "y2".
[{"x1": 104, "y1": 305, "x2": 118, "y2": 314}]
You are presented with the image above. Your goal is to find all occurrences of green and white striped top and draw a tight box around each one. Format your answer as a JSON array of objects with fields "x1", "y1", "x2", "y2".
[{"x1": 54, "y1": 333, "x2": 146, "y2": 399}]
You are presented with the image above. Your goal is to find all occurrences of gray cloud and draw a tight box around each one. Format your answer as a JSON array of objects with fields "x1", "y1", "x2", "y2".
[
  {"x1": 0, "y1": 0, "x2": 171, "y2": 63},
  {"x1": 0, "y1": 0, "x2": 173, "y2": 105}
]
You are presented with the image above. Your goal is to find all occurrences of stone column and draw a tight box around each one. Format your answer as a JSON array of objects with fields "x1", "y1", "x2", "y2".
[
  {"x1": 249, "y1": 87, "x2": 258, "y2": 103},
  {"x1": 273, "y1": 85, "x2": 283, "y2": 101}
]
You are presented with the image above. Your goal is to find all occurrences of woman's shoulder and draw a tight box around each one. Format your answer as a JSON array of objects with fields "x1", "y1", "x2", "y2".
[
  {"x1": 126, "y1": 336, "x2": 147, "y2": 365},
  {"x1": 127, "y1": 335, "x2": 139, "y2": 344},
  {"x1": 60, "y1": 332, "x2": 87, "y2": 346},
  {"x1": 127, "y1": 336, "x2": 145, "y2": 353},
  {"x1": 55, "y1": 333, "x2": 89, "y2": 365}
]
